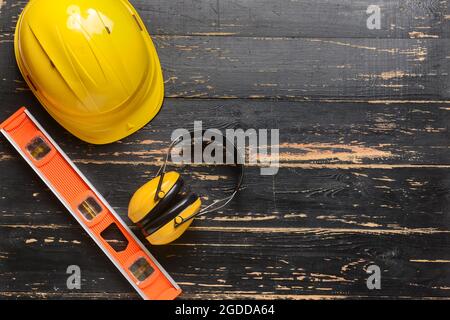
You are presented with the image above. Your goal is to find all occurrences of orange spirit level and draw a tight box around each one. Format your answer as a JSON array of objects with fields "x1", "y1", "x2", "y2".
[{"x1": 0, "y1": 107, "x2": 181, "y2": 300}]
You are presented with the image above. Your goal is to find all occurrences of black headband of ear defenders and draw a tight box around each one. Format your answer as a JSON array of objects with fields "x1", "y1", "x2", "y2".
[{"x1": 155, "y1": 130, "x2": 245, "y2": 216}]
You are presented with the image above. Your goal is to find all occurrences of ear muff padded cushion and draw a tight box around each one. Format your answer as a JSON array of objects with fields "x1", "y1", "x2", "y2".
[
  {"x1": 143, "y1": 193, "x2": 199, "y2": 236},
  {"x1": 136, "y1": 176, "x2": 184, "y2": 229}
]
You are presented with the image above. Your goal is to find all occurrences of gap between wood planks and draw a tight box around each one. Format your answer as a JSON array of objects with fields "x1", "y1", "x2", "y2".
[
  {"x1": 2, "y1": 156, "x2": 449, "y2": 169},
  {"x1": 159, "y1": 96, "x2": 450, "y2": 104},
  {"x1": 0, "y1": 32, "x2": 448, "y2": 42},
  {"x1": 64, "y1": 160, "x2": 450, "y2": 170},
  {"x1": 2, "y1": 224, "x2": 448, "y2": 236},
  {"x1": 6, "y1": 85, "x2": 450, "y2": 104},
  {"x1": 0, "y1": 291, "x2": 449, "y2": 300}
]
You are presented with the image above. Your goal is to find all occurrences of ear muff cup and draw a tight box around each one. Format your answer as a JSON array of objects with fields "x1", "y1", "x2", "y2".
[
  {"x1": 146, "y1": 196, "x2": 202, "y2": 246},
  {"x1": 136, "y1": 176, "x2": 184, "y2": 229},
  {"x1": 143, "y1": 193, "x2": 199, "y2": 236}
]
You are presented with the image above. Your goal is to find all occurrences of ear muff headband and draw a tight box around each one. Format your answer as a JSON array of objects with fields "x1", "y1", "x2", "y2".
[
  {"x1": 157, "y1": 130, "x2": 244, "y2": 228},
  {"x1": 137, "y1": 177, "x2": 184, "y2": 229},
  {"x1": 143, "y1": 193, "x2": 199, "y2": 236}
]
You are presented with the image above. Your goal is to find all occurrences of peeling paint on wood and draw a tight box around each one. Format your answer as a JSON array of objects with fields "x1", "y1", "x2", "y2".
[
  {"x1": 278, "y1": 143, "x2": 393, "y2": 163},
  {"x1": 409, "y1": 31, "x2": 439, "y2": 39}
]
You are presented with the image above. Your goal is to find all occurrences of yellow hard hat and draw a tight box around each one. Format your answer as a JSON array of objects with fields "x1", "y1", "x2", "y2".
[{"x1": 14, "y1": 0, "x2": 164, "y2": 144}]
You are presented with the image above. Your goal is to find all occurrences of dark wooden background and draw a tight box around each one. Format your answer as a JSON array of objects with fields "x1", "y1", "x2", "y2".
[{"x1": 0, "y1": 0, "x2": 449, "y2": 299}]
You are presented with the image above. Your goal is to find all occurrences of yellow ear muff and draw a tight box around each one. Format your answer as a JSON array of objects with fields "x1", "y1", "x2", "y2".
[
  {"x1": 146, "y1": 198, "x2": 202, "y2": 245},
  {"x1": 128, "y1": 171, "x2": 180, "y2": 224}
]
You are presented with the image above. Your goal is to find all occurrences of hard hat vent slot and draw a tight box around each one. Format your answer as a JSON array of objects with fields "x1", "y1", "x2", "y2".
[
  {"x1": 105, "y1": 26, "x2": 111, "y2": 34},
  {"x1": 132, "y1": 14, "x2": 143, "y2": 31}
]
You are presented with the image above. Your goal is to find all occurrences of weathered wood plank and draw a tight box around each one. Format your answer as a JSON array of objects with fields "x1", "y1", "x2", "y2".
[
  {"x1": 1, "y1": 34, "x2": 448, "y2": 101},
  {"x1": 157, "y1": 36, "x2": 449, "y2": 101},
  {"x1": 1, "y1": 97, "x2": 448, "y2": 166},
  {"x1": 1, "y1": 225, "x2": 449, "y2": 299},
  {"x1": 1, "y1": 292, "x2": 449, "y2": 300},
  {"x1": 1, "y1": 161, "x2": 449, "y2": 230},
  {"x1": 1, "y1": 0, "x2": 448, "y2": 38},
  {"x1": 134, "y1": 0, "x2": 450, "y2": 39}
]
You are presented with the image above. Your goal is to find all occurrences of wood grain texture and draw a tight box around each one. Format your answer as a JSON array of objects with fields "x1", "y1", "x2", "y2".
[
  {"x1": 133, "y1": 0, "x2": 450, "y2": 39},
  {"x1": 1, "y1": 223, "x2": 450, "y2": 299},
  {"x1": 0, "y1": 0, "x2": 449, "y2": 300},
  {"x1": 0, "y1": 97, "x2": 449, "y2": 166},
  {"x1": 1, "y1": 0, "x2": 449, "y2": 38},
  {"x1": 1, "y1": 33, "x2": 449, "y2": 101}
]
